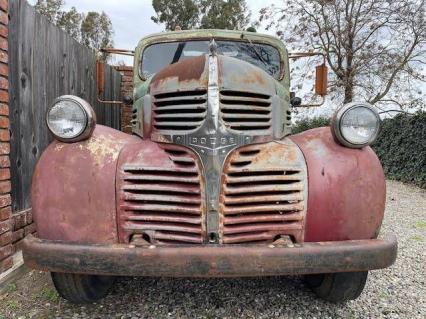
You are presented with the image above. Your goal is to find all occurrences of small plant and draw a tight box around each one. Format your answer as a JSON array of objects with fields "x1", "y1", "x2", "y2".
[
  {"x1": 6, "y1": 283, "x2": 17, "y2": 293},
  {"x1": 414, "y1": 221, "x2": 426, "y2": 229},
  {"x1": 5, "y1": 300, "x2": 19, "y2": 310},
  {"x1": 409, "y1": 235, "x2": 423, "y2": 241},
  {"x1": 40, "y1": 287, "x2": 59, "y2": 302}
]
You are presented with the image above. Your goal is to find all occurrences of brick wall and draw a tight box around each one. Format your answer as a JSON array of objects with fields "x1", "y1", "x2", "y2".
[
  {"x1": 0, "y1": 0, "x2": 35, "y2": 277},
  {"x1": 115, "y1": 66, "x2": 133, "y2": 134},
  {"x1": 11, "y1": 209, "x2": 35, "y2": 253},
  {"x1": 0, "y1": 0, "x2": 11, "y2": 274}
]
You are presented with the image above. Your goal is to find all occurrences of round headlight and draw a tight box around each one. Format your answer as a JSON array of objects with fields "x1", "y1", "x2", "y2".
[
  {"x1": 47, "y1": 96, "x2": 96, "y2": 142},
  {"x1": 332, "y1": 102, "x2": 380, "y2": 148}
]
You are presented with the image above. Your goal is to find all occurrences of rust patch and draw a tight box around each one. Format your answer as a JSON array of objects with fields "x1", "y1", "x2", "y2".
[
  {"x1": 151, "y1": 55, "x2": 206, "y2": 85},
  {"x1": 23, "y1": 234, "x2": 398, "y2": 277}
]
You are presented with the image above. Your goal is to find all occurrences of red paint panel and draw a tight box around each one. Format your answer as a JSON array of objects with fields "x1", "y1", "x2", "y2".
[
  {"x1": 290, "y1": 127, "x2": 386, "y2": 242},
  {"x1": 31, "y1": 125, "x2": 139, "y2": 244}
]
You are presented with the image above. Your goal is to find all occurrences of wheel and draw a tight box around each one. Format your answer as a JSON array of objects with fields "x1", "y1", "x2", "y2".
[
  {"x1": 51, "y1": 272, "x2": 115, "y2": 304},
  {"x1": 305, "y1": 271, "x2": 368, "y2": 303}
]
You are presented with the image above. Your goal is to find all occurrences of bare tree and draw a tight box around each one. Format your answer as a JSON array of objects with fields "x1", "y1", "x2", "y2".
[{"x1": 259, "y1": 0, "x2": 426, "y2": 110}]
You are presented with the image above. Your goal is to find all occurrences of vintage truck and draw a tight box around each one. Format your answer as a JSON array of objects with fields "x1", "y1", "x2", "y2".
[{"x1": 22, "y1": 29, "x2": 397, "y2": 304}]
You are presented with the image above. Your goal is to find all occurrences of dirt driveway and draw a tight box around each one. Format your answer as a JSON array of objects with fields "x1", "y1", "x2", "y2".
[{"x1": 0, "y1": 180, "x2": 425, "y2": 319}]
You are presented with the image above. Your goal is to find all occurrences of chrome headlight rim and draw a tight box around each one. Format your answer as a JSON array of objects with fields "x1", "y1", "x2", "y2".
[
  {"x1": 46, "y1": 95, "x2": 96, "y2": 143},
  {"x1": 332, "y1": 102, "x2": 380, "y2": 149}
]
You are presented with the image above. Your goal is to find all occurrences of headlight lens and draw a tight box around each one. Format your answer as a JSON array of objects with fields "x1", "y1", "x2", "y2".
[
  {"x1": 47, "y1": 96, "x2": 96, "y2": 142},
  {"x1": 332, "y1": 103, "x2": 380, "y2": 148}
]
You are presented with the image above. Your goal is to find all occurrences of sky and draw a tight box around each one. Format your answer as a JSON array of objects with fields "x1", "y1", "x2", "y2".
[{"x1": 28, "y1": 0, "x2": 276, "y2": 51}]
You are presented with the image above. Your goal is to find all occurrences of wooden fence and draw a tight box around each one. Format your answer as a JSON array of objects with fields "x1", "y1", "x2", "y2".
[{"x1": 9, "y1": 0, "x2": 122, "y2": 212}]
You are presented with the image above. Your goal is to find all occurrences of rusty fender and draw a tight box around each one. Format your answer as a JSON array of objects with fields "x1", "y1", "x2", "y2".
[
  {"x1": 290, "y1": 127, "x2": 386, "y2": 242},
  {"x1": 23, "y1": 234, "x2": 397, "y2": 277},
  {"x1": 31, "y1": 125, "x2": 140, "y2": 244}
]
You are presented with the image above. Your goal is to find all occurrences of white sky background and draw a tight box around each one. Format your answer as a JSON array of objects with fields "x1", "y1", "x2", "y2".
[{"x1": 27, "y1": 0, "x2": 276, "y2": 52}]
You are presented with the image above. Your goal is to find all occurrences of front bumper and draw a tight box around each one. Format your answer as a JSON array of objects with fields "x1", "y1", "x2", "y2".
[{"x1": 22, "y1": 235, "x2": 397, "y2": 277}]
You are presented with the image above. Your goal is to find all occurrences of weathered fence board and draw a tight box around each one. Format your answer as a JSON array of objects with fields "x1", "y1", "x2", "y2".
[{"x1": 9, "y1": 0, "x2": 122, "y2": 212}]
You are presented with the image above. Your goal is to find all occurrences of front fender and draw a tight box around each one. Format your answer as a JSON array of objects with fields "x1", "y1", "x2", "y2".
[
  {"x1": 31, "y1": 125, "x2": 139, "y2": 244},
  {"x1": 290, "y1": 127, "x2": 386, "y2": 242}
]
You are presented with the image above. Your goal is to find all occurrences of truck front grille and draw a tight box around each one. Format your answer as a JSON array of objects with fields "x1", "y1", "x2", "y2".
[
  {"x1": 119, "y1": 145, "x2": 205, "y2": 245},
  {"x1": 220, "y1": 90, "x2": 272, "y2": 134},
  {"x1": 220, "y1": 142, "x2": 307, "y2": 244},
  {"x1": 152, "y1": 90, "x2": 207, "y2": 132}
]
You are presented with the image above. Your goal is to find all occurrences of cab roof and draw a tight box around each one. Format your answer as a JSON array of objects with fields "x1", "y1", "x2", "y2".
[{"x1": 136, "y1": 29, "x2": 287, "y2": 55}]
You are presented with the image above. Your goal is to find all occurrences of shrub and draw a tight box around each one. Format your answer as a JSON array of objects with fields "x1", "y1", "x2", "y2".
[
  {"x1": 372, "y1": 111, "x2": 426, "y2": 189},
  {"x1": 291, "y1": 112, "x2": 426, "y2": 189},
  {"x1": 291, "y1": 117, "x2": 330, "y2": 134}
]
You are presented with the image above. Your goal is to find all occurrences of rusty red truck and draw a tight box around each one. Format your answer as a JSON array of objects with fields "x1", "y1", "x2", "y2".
[{"x1": 22, "y1": 29, "x2": 397, "y2": 304}]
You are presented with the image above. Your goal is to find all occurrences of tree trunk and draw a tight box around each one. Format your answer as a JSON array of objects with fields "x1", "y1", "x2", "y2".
[{"x1": 344, "y1": 75, "x2": 354, "y2": 103}]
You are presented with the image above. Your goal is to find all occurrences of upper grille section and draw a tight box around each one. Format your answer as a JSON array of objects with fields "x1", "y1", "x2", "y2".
[
  {"x1": 119, "y1": 145, "x2": 205, "y2": 245},
  {"x1": 152, "y1": 90, "x2": 208, "y2": 132},
  {"x1": 220, "y1": 90, "x2": 272, "y2": 134},
  {"x1": 220, "y1": 142, "x2": 307, "y2": 244}
]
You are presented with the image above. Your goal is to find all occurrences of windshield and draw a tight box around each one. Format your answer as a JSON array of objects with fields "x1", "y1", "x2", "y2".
[{"x1": 141, "y1": 40, "x2": 281, "y2": 79}]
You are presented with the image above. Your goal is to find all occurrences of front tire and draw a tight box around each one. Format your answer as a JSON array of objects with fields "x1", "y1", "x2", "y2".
[
  {"x1": 51, "y1": 272, "x2": 115, "y2": 304},
  {"x1": 305, "y1": 271, "x2": 368, "y2": 303}
]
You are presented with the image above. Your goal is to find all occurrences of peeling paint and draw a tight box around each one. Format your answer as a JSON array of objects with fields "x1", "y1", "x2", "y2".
[
  {"x1": 79, "y1": 135, "x2": 121, "y2": 167},
  {"x1": 54, "y1": 144, "x2": 64, "y2": 152}
]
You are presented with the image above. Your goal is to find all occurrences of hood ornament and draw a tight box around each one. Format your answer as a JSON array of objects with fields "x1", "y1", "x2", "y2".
[{"x1": 209, "y1": 39, "x2": 218, "y2": 56}]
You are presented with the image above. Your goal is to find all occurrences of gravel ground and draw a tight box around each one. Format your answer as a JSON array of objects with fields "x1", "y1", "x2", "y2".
[{"x1": 0, "y1": 180, "x2": 425, "y2": 319}]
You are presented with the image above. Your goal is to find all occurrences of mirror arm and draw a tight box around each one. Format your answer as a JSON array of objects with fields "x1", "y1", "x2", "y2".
[
  {"x1": 99, "y1": 48, "x2": 135, "y2": 57},
  {"x1": 97, "y1": 97, "x2": 123, "y2": 105},
  {"x1": 289, "y1": 51, "x2": 326, "y2": 62},
  {"x1": 295, "y1": 95, "x2": 326, "y2": 108},
  {"x1": 96, "y1": 59, "x2": 126, "y2": 105}
]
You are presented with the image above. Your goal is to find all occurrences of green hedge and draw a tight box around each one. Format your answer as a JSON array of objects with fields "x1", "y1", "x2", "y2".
[
  {"x1": 373, "y1": 112, "x2": 426, "y2": 188},
  {"x1": 292, "y1": 112, "x2": 426, "y2": 189},
  {"x1": 291, "y1": 117, "x2": 330, "y2": 134}
]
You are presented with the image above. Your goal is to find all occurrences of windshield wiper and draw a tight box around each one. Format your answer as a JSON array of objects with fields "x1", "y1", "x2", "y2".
[{"x1": 171, "y1": 42, "x2": 187, "y2": 64}]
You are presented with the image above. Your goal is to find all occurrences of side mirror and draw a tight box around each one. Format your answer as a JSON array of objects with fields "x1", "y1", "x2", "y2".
[
  {"x1": 96, "y1": 60, "x2": 105, "y2": 97},
  {"x1": 315, "y1": 63, "x2": 328, "y2": 97},
  {"x1": 123, "y1": 95, "x2": 133, "y2": 105},
  {"x1": 96, "y1": 48, "x2": 135, "y2": 105},
  {"x1": 290, "y1": 92, "x2": 302, "y2": 107}
]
